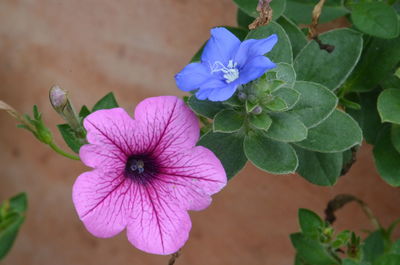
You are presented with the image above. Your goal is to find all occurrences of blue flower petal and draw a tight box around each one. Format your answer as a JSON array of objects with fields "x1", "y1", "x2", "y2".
[
  {"x1": 195, "y1": 89, "x2": 213, "y2": 100},
  {"x1": 175, "y1": 62, "x2": 211, "y2": 92},
  {"x1": 235, "y1": 34, "x2": 277, "y2": 66},
  {"x1": 201, "y1": 27, "x2": 241, "y2": 65},
  {"x1": 238, "y1": 56, "x2": 276, "y2": 85},
  {"x1": 207, "y1": 84, "x2": 237, "y2": 102}
]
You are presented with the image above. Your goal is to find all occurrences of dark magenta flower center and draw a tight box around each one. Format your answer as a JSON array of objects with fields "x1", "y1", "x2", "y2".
[{"x1": 124, "y1": 154, "x2": 159, "y2": 184}]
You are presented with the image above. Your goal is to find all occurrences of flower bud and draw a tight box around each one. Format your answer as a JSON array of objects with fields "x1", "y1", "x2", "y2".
[
  {"x1": 238, "y1": 91, "x2": 247, "y2": 101},
  {"x1": 251, "y1": 106, "x2": 263, "y2": 115},
  {"x1": 49, "y1": 85, "x2": 68, "y2": 114}
]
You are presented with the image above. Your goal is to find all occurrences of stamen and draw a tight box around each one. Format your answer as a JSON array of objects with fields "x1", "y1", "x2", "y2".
[
  {"x1": 125, "y1": 154, "x2": 159, "y2": 185},
  {"x1": 210, "y1": 60, "x2": 239, "y2": 83}
]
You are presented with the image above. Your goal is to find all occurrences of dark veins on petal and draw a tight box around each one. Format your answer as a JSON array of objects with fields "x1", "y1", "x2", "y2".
[{"x1": 125, "y1": 153, "x2": 160, "y2": 185}]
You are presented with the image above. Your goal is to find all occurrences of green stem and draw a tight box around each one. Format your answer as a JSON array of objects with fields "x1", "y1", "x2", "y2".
[{"x1": 48, "y1": 142, "x2": 80, "y2": 160}]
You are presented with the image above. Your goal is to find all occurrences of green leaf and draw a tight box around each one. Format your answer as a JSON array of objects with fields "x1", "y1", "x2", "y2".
[
  {"x1": 57, "y1": 124, "x2": 84, "y2": 153},
  {"x1": 373, "y1": 254, "x2": 400, "y2": 265},
  {"x1": 352, "y1": 2, "x2": 399, "y2": 39},
  {"x1": 273, "y1": 86, "x2": 300, "y2": 110},
  {"x1": 285, "y1": 0, "x2": 348, "y2": 24},
  {"x1": 79, "y1": 105, "x2": 91, "y2": 119},
  {"x1": 246, "y1": 99, "x2": 259, "y2": 113},
  {"x1": 391, "y1": 125, "x2": 400, "y2": 154},
  {"x1": 290, "y1": 233, "x2": 340, "y2": 265},
  {"x1": 249, "y1": 113, "x2": 272, "y2": 131},
  {"x1": 378, "y1": 89, "x2": 400, "y2": 124},
  {"x1": 244, "y1": 132, "x2": 298, "y2": 174},
  {"x1": 294, "y1": 28, "x2": 363, "y2": 91},
  {"x1": 332, "y1": 230, "x2": 351, "y2": 249},
  {"x1": 188, "y1": 96, "x2": 225, "y2": 119},
  {"x1": 265, "y1": 113, "x2": 307, "y2": 142},
  {"x1": 246, "y1": 21, "x2": 293, "y2": 64},
  {"x1": 373, "y1": 126, "x2": 400, "y2": 187},
  {"x1": 92, "y1": 92, "x2": 119, "y2": 111},
  {"x1": 213, "y1": 110, "x2": 244, "y2": 133},
  {"x1": 198, "y1": 132, "x2": 247, "y2": 179},
  {"x1": 362, "y1": 231, "x2": 385, "y2": 264},
  {"x1": 294, "y1": 146, "x2": 343, "y2": 186},
  {"x1": 191, "y1": 27, "x2": 248, "y2": 62},
  {"x1": 288, "y1": 81, "x2": 338, "y2": 128},
  {"x1": 237, "y1": 8, "x2": 254, "y2": 29},
  {"x1": 347, "y1": 91, "x2": 383, "y2": 145},
  {"x1": 391, "y1": 240, "x2": 400, "y2": 255},
  {"x1": 298, "y1": 209, "x2": 323, "y2": 240},
  {"x1": 295, "y1": 110, "x2": 362, "y2": 153},
  {"x1": 0, "y1": 193, "x2": 27, "y2": 260},
  {"x1": 233, "y1": 0, "x2": 286, "y2": 20},
  {"x1": 273, "y1": 62, "x2": 297, "y2": 87},
  {"x1": 265, "y1": 96, "x2": 288, "y2": 112},
  {"x1": 345, "y1": 36, "x2": 400, "y2": 92},
  {"x1": 277, "y1": 16, "x2": 307, "y2": 58}
]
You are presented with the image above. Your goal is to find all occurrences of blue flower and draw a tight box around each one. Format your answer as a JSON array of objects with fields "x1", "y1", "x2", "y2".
[{"x1": 175, "y1": 27, "x2": 278, "y2": 102}]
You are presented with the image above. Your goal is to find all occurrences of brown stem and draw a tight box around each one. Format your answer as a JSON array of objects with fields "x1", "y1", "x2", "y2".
[
  {"x1": 308, "y1": 0, "x2": 335, "y2": 53},
  {"x1": 249, "y1": 0, "x2": 273, "y2": 30},
  {"x1": 324, "y1": 194, "x2": 381, "y2": 230},
  {"x1": 168, "y1": 250, "x2": 181, "y2": 265},
  {"x1": 340, "y1": 146, "x2": 359, "y2": 176}
]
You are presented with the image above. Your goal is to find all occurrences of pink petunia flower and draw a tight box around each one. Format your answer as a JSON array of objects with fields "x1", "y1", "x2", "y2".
[{"x1": 72, "y1": 96, "x2": 227, "y2": 255}]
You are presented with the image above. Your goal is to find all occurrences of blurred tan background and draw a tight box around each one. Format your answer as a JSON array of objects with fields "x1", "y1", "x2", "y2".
[{"x1": 0, "y1": 0, "x2": 399, "y2": 264}]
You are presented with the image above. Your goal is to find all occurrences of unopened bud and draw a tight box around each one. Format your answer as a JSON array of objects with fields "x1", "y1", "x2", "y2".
[
  {"x1": 238, "y1": 91, "x2": 247, "y2": 101},
  {"x1": 49, "y1": 85, "x2": 68, "y2": 113},
  {"x1": 251, "y1": 106, "x2": 263, "y2": 115}
]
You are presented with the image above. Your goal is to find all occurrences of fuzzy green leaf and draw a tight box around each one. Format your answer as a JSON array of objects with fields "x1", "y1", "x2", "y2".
[
  {"x1": 377, "y1": 89, "x2": 400, "y2": 124},
  {"x1": 244, "y1": 132, "x2": 298, "y2": 174},
  {"x1": 295, "y1": 110, "x2": 362, "y2": 153},
  {"x1": 249, "y1": 113, "x2": 272, "y2": 131},
  {"x1": 289, "y1": 81, "x2": 338, "y2": 128},
  {"x1": 298, "y1": 209, "x2": 323, "y2": 240},
  {"x1": 277, "y1": 16, "x2": 307, "y2": 58},
  {"x1": 352, "y1": 2, "x2": 399, "y2": 39},
  {"x1": 188, "y1": 96, "x2": 225, "y2": 119},
  {"x1": 198, "y1": 132, "x2": 247, "y2": 179},
  {"x1": 294, "y1": 28, "x2": 363, "y2": 91},
  {"x1": 265, "y1": 113, "x2": 307, "y2": 142},
  {"x1": 213, "y1": 110, "x2": 244, "y2": 133}
]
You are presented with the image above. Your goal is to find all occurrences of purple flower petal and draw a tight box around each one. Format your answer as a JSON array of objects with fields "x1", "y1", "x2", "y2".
[
  {"x1": 235, "y1": 34, "x2": 278, "y2": 66},
  {"x1": 73, "y1": 96, "x2": 227, "y2": 255},
  {"x1": 175, "y1": 62, "x2": 211, "y2": 92},
  {"x1": 201, "y1": 27, "x2": 241, "y2": 65},
  {"x1": 238, "y1": 56, "x2": 276, "y2": 85}
]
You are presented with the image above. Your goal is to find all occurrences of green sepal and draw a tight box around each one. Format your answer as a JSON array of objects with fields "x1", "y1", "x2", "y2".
[{"x1": 92, "y1": 92, "x2": 119, "y2": 111}]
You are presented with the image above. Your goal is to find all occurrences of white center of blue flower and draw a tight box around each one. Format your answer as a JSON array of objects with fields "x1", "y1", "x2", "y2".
[{"x1": 210, "y1": 60, "x2": 239, "y2": 83}]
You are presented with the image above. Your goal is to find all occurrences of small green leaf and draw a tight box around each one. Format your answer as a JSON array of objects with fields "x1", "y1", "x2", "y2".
[
  {"x1": 249, "y1": 113, "x2": 272, "y2": 131},
  {"x1": 391, "y1": 240, "x2": 400, "y2": 254},
  {"x1": 373, "y1": 254, "x2": 400, "y2": 265},
  {"x1": 345, "y1": 36, "x2": 400, "y2": 92},
  {"x1": 265, "y1": 113, "x2": 307, "y2": 142},
  {"x1": 188, "y1": 96, "x2": 225, "y2": 119},
  {"x1": 289, "y1": 81, "x2": 338, "y2": 128},
  {"x1": 92, "y1": 92, "x2": 119, "y2": 111},
  {"x1": 285, "y1": 0, "x2": 348, "y2": 24},
  {"x1": 295, "y1": 110, "x2": 362, "y2": 153},
  {"x1": 332, "y1": 230, "x2": 351, "y2": 249},
  {"x1": 362, "y1": 231, "x2": 385, "y2": 264},
  {"x1": 377, "y1": 89, "x2": 400, "y2": 124},
  {"x1": 265, "y1": 96, "x2": 288, "y2": 112},
  {"x1": 352, "y1": 2, "x2": 399, "y2": 39},
  {"x1": 237, "y1": 8, "x2": 254, "y2": 29},
  {"x1": 57, "y1": 124, "x2": 84, "y2": 153},
  {"x1": 246, "y1": 99, "x2": 258, "y2": 113},
  {"x1": 294, "y1": 146, "x2": 343, "y2": 186},
  {"x1": 79, "y1": 105, "x2": 91, "y2": 119},
  {"x1": 198, "y1": 132, "x2": 247, "y2": 179},
  {"x1": 246, "y1": 21, "x2": 293, "y2": 64},
  {"x1": 291, "y1": 233, "x2": 340, "y2": 265},
  {"x1": 213, "y1": 110, "x2": 244, "y2": 133},
  {"x1": 391, "y1": 125, "x2": 400, "y2": 154},
  {"x1": 0, "y1": 193, "x2": 27, "y2": 260},
  {"x1": 373, "y1": 126, "x2": 400, "y2": 187},
  {"x1": 298, "y1": 209, "x2": 323, "y2": 240},
  {"x1": 272, "y1": 86, "x2": 300, "y2": 110},
  {"x1": 347, "y1": 91, "x2": 382, "y2": 144},
  {"x1": 294, "y1": 28, "x2": 363, "y2": 91},
  {"x1": 277, "y1": 16, "x2": 307, "y2": 58},
  {"x1": 244, "y1": 132, "x2": 298, "y2": 174}
]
